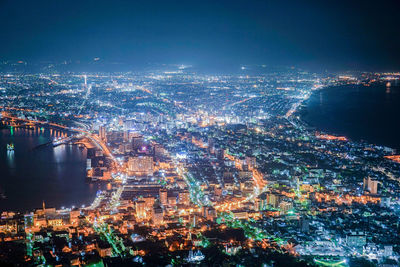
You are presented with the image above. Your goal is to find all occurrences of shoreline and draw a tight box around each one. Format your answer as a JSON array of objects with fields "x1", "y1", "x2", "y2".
[
  {"x1": 0, "y1": 126, "x2": 96, "y2": 213},
  {"x1": 294, "y1": 83, "x2": 399, "y2": 153}
]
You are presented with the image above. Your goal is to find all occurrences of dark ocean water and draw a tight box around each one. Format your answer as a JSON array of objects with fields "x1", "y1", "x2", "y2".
[
  {"x1": 302, "y1": 82, "x2": 400, "y2": 150},
  {"x1": 0, "y1": 127, "x2": 102, "y2": 212}
]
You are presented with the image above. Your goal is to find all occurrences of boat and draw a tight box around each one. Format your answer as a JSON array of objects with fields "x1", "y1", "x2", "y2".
[{"x1": 7, "y1": 143, "x2": 14, "y2": 151}]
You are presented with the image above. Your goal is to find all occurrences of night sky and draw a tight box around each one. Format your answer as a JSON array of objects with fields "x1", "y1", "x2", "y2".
[{"x1": 1, "y1": 0, "x2": 400, "y2": 70}]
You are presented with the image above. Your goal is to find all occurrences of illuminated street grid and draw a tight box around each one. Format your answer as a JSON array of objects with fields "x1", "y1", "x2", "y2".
[{"x1": 0, "y1": 66, "x2": 399, "y2": 266}]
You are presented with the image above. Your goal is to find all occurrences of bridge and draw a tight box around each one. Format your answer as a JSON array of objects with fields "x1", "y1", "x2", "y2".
[
  {"x1": 33, "y1": 134, "x2": 88, "y2": 150},
  {"x1": 1, "y1": 113, "x2": 116, "y2": 163}
]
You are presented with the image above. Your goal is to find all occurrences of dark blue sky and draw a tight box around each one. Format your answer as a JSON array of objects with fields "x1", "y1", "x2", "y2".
[{"x1": 1, "y1": 0, "x2": 400, "y2": 70}]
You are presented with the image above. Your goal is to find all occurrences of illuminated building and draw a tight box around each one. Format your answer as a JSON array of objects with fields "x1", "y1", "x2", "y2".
[
  {"x1": 159, "y1": 189, "x2": 168, "y2": 206},
  {"x1": 363, "y1": 177, "x2": 379, "y2": 195},
  {"x1": 3, "y1": 68, "x2": 400, "y2": 266},
  {"x1": 99, "y1": 126, "x2": 106, "y2": 141},
  {"x1": 123, "y1": 130, "x2": 129, "y2": 142},
  {"x1": 186, "y1": 250, "x2": 205, "y2": 263},
  {"x1": 132, "y1": 136, "x2": 145, "y2": 151},
  {"x1": 245, "y1": 156, "x2": 257, "y2": 169},
  {"x1": 152, "y1": 205, "x2": 164, "y2": 225},
  {"x1": 35, "y1": 201, "x2": 56, "y2": 217},
  {"x1": 346, "y1": 232, "x2": 366, "y2": 248},
  {"x1": 256, "y1": 192, "x2": 268, "y2": 210},
  {"x1": 201, "y1": 206, "x2": 209, "y2": 218},
  {"x1": 364, "y1": 243, "x2": 393, "y2": 258},
  {"x1": 128, "y1": 156, "x2": 154, "y2": 176},
  {"x1": 24, "y1": 214, "x2": 34, "y2": 228},
  {"x1": 96, "y1": 242, "x2": 112, "y2": 258},
  {"x1": 86, "y1": 158, "x2": 92, "y2": 170},
  {"x1": 153, "y1": 144, "x2": 165, "y2": 157},
  {"x1": 214, "y1": 186, "x2": 222, "y2": 198},
  {"x1": 167, "y1": 195, "x2": 177, "y2": 206},
  {"x1": 142, "y1": 196, "x2": 155, "y2": 210},
  {"x1": 47, "y1": 217, "x2": 63, "y2": 227},
  {"x1": 279, "y1": 201, "x2": 293, "y2": 215},
  {"x1": 231, "y1": 210, "x2": 248, "y2": 219},
  {"x1": 202, "y1": 206, "x2": 216, "y2": 220},
  {"x1": 207, "y1": 137, "x2": 215, "y2": 154},
  {"x1": 189, "y1": 214, "x2": 197, "y2": 227},
  {"x1": 267, "y1": 193, "x2": 282, "y2": 209},
  {"x1": 135, "y1": 200, "x2": 147, "y2": 220},
  {"x1": 34, "y1": 217, "x2": 47, "y2": 228},
  {"x1": 178, "y1": 190, "x2": 190, "y2": 205},
  {"x1": 384, "y1": 246, "x2": 393, "y2": 257},
  {"x1": 69, "y1": 209, "x2": 80, "y2": 225}
]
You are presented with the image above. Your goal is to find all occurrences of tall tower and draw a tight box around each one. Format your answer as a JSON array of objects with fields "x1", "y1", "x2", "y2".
[{"x1": 84, "y1": 74, "x2": 87, "y2": 88}]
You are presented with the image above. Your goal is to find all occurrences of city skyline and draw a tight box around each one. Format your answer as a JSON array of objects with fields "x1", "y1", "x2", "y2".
[{"x1": 1, "y1": 1, "x2": 400, "y2": 266}]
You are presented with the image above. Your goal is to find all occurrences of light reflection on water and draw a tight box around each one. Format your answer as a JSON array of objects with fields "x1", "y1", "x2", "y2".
[
  {"x1": 0, "y1": 126, "x2": 103, "y2": 212},
  {"x1": 6, "y1": 150, "x2": 15, "y2": 169}
]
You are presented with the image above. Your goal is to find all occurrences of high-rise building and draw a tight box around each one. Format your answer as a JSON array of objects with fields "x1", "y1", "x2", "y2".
[
  {"x1": 279, "y1": 201, "x2": 293, "y2": 215},
  {"x1": 167, "y1": 195, "x2": 177, "y2": 206},
  {"x1": 267, "y1": 193, "x2": 282, "y2": 208},
  {"x1": 245, "y1": 156, "x2": 257, "y2": 169},
  {"x1": 135, "y1": 200, "x2": 147, "y2": 220},
  {"x1": 123, "y1": 130, "x2": 129, "y2": 142},
  {"x1": 346, "y1": 232, "x2": 366, "y2": 248},
  {"x1": 202, "y1": 206, "x2": 216, "y2": 221},
  {"x1": 128, "y1": 156, "x2": 154, "y2": 176},
  {"x1": 99, "y1": 126, "x2": 106, "y2": 141},
  {"x1": 86, "y1": 159, "x2": 92, "y2": 170},
  {"x1": 207, "y1": 207, "x2": 216, "y2": 220},
  {"x1": 142, "y1": 196, "x2": 155, "y2": 210},
  {"x1": 363, "y1": 177, "x2": 379, "y2": 194},
  {"x1": 159, "y1": 189, "x2": 168, "y2": 206},
  {"x1": 207, "y1": 137, "x2": 215, "y2": 154},
  {"x1": 254, "y1": 198, "x2": 261, "y2": 211},
  {"x1": 178, "y1": 190, "x2": 190, "y2": 206},
  {"x1": 132, "y1": 136, "x2": 145, "y2": 151},
  {"x1": 152, "y1": 205, "x2": 164, "y2": 225}
]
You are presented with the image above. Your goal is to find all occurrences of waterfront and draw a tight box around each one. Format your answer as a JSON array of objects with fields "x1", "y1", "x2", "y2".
[
  {"x1": 1, "y1": 69, "x2": 400, "y2": 266},
  {"x1": 302, "y1": 82, "x2": 400, "y2": 150},
  {"x1": 0, "y1": 126, "x2": 100, "y2": 212}
]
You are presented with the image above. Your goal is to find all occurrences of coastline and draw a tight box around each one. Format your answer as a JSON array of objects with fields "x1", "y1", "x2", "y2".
[
  {"x1": 0, "y1": 126, "x2": 97, "y2": 212},
  {"x1": 294, "y1": 82, "x2": 399, "y2": 153}
]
